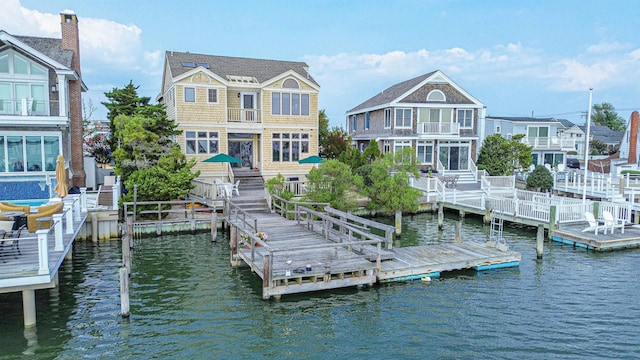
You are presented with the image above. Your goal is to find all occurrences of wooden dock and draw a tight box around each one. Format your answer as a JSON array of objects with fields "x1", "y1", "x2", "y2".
[
  {"x1": 227, "y1": 195, "x2": 521, "y2": 299},
  {"x1": 551, "y1": 223, "x2": 640, "y2": 251}
]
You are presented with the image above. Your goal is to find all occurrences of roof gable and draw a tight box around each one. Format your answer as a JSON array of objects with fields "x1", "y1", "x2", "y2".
[
  {"x1": 347, "y1": 70, "x2": 482, "y2": 114},
  {"x1": 165, "y1": 51, "x2": 319, "y2": 88},
  {"x1": 0, "y1": 31, "x2": 72, "y2": 70}
]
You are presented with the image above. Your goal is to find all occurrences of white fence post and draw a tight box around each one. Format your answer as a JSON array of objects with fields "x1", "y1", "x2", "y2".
[
  {"x1": 64, "y1": 203, "x2": 74, "y2": 234},
  {"x1": 73, "y1": 197, "x2": 81, "y2": 221},
  {"x1": 37, "y1": 230, "x2": 49, "y2": 275},
  {"x1": 53, "y1": 213, "x2": 64, "y2": 251},
  {"x1": 112, "y1": 182, "x2": 120, "y2": 211},
  {"x1": 80, "y1": 187, "x2": 87, "y2": 212}
]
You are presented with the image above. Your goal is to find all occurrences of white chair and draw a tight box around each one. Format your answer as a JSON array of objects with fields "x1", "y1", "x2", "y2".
[
  {"x1": 602, "y1": 210, "x2": 625, "y2": 234},
  {"x1": 232, "y1": 180, "x2": 240, "y2": 197},
  {"x1": 582, "y1": 212, "x2": 605, "y2": 235}
]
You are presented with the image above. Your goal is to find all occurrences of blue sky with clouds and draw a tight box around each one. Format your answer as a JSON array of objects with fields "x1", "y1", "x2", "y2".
[{"x1": 4, "y1": 0, "x2": 640, "y2": 128}]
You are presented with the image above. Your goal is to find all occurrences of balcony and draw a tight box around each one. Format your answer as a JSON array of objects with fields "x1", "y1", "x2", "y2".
[
  {"x1": 228, "y1": 108, "x2": 261, "y2": 123},
  {"x1": 0, "y1": 99, "x2": 67, "y2": 127},
  {"x1": 0, "y1": 99, "x2": 61, "y2": 117},
  {"x1": 417, "y1": 122, "x2": 459, "y2": 135},
  {"x1": 520, "y1": 136, "x2": 576, "y2": 150}
]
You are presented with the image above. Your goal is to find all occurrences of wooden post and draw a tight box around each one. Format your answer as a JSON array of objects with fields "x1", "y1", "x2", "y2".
[
  {"x1": 119, "y1": 266, "x2": 130, "y2": 318},
  {"x1": 536, "y1": 224, "x2": 544, "y2": 259},
  {"x1": 122, "y1": 233, "x2": 131, "y2": 274},
  {"x1": 91, "y1": 212, "x2": 98, "y2": 243},
  {"x1": 211, "y1": 209, "x2": 217, "y2": 242},
  {"x1": 455, "y1": 221, "x2": 462, "y2": 243},
  {"x1": 438, "y1": 205, "x2": 444, "y2": 230},
  {"x1": 230, "y1": 225, "x2": 240, "y2": 267},
  {"x1": 548, "y1": 205, "x2": 557, "y2": 239},
  {"x1": 484, "y1": 209, "x2": 491, "y2": 224},
  {"x1": 394, "y1": 209, "x2": 402, "y2": 237},
  {"x1": 262, "y1": 254, "x2": 271, "y2": 300}
]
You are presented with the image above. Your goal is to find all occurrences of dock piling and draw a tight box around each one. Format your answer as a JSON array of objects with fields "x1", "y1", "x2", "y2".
[
  {"x1": 120, "y1": 266, "x2": 130, "y2": 318},
  {"x1": 438, "y1": 206, "x2": 444, "y2": 230},
  {"x1": 536, "y1": 224, "x2": 544, "y2": 259}
]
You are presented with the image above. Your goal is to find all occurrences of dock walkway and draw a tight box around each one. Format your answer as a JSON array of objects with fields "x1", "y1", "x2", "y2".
[{"x1": 226, "y1": 190, "x2": 521, "y2": 299}]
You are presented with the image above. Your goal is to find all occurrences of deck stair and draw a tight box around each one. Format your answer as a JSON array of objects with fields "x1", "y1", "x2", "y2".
[{"x1": 230, "y1": 168, "x2": 269, "y2": 212}]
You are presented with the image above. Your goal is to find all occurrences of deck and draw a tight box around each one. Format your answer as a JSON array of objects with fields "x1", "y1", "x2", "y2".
[
  {"x1": 0, "y1": 198, "x2": 87, "y2": 293},
  {"x1": 227, "y1": 193, "x2": 521, "y2": 299},
  {"x1": 551, "y1": 223, "x2": 640, "y2": 251}
]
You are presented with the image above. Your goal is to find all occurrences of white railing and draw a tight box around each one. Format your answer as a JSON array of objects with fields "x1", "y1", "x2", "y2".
[
  {"x1": 417, "y1": 122, "x2": 459, "y2": 135},
  {"x1": 555, "y1": 203, "x2": 592, "y2": 224},
  {"x1": 0, "y1": 99, "x2": 61, "y2": 116},
  {"x1": 227, "y1": 108, "x2": 261, "y2": 123},
  {"x1": 520, "y1": 136, "x2": 576, "y2": 150},
  {"x1": 37, "y1": 198, "x2": 82, "y2": 275},
  {"x1": 599, "y1": 201, "x2": 633, "y2": 224},
  {"x1": 191, "y1": 179, "x2": 225, "y2": 200},
  {"x1": 284, "y1": 181, "x2": 307, "y2": 196},
  {"x1": 437, "y1": 159, "x2": 445, "y2": 177}
]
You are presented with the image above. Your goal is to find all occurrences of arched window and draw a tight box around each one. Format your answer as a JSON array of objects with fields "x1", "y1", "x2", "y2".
[
  {"x1": 427, "y1": 90, "x2": 445, "y2": 102},
  {"x1": 283, "y1": 78, "x2": 299, "y2": 89}
]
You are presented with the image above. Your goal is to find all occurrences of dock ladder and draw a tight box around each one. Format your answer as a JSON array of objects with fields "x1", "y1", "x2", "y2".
[{"x1": 489, "y1": 211, "x2": 509, "y2": 251}]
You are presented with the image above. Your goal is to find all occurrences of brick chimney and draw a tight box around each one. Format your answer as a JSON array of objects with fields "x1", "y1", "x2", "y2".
[
  {"x1": 629, "y1": 111, "x2": 639, "y2": 164},
  {"x1": 60, "y1": 12, "x2": 86, "y2": 187}
]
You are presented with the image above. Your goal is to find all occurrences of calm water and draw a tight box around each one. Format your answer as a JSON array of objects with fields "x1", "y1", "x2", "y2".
[{"x1": 1, "y1": 213, "x2": 639, "y2": 359}]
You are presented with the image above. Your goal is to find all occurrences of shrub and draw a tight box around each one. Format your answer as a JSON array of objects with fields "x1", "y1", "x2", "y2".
[{"x1": 526, "y1": 165, "x2": 553, "y2": 192}]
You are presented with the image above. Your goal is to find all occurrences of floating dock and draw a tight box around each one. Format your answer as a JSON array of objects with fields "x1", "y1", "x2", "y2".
[{"x1": 551, "y1": 224, "x2": 640, "y2": 251}]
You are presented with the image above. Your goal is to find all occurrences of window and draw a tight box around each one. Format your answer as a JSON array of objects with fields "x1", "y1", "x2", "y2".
[
  {"x1": 528, "y1": 126, "x2": 549, "y2": 138},
  {"x1": 383, "y1": 140, "x2": 390, "y2": 153},
  {"x1": 0, "y1": 54, "x2": 8, "y2": 73},
  {"x1": 427, "y1": 90, "x2": 446, "y2": 102},
  {"x1": 351, "y1": 115, "x2": 357, "y2": 131},
  {"x1": 272, "y1": 93, "x2": 280, "y2": 115},
  {"x1": 394, "y1": 140, "x2": 412, "y2": 162},
  {"x1": 543, "y1": 153, "x2": 564, "y2": 166},
  {"x1": 395, "y1": 108, "x2": 412, "y2": 128},
  {"x1": 283, "y1": 78, "x2": 299, "y2": 89},
  {"x1": 364, "y1": 112, "x2": 370, "y2": 130},
  {"x1": 417, "y1": 141, "x2": 434, "y2": 164},
  {"x1": 185, "y1": 131, "x2": 218, "y2": 154},
  {"x1": 207, "y1": 88, "x2": 217, "y2": 103},
  {"x1": 359, "y1": 142, "x2": 365, "y2": 152},
  {"x1": 272, "y1": 132, "x2": 310, "y2": 162},
  {"x1": 384, "y1": 108, "x2": 391, "y2": 128},
  {"x1": 457, "y1": 109, "x2": 473, "y2": 128},
  {"x1": 184, "y1": 87, "x2": 195, "y2": 102},
  {"x1": 496, "y1": 125, "x2": 501, "y2": 134},
  {"x1": 0, "y1": 133, "x2": 60, "y2": 173},
  {"x1": 271, "y1": 91, "x2": 310, "y2": 116}
]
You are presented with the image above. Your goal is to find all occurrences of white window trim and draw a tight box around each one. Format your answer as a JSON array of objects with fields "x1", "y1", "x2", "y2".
[
  {"x1": 207, "y1": 88, "x2": 218, "y2": 104},
  {"x1": 384, "y1": 108, "x2": 391, "y2": 129},
  {"x1": 184, "y1": 87, "x2": 195, "y2": 103},
  {"x1": 395, "y1": 108, "x2": 412, "y2": 129},
  {"x1": 457, "y1": 109, "x2": 473, "y2": 129},
  {"x1": 427, "y1": 89, "x2": 446, "y2": 102}
]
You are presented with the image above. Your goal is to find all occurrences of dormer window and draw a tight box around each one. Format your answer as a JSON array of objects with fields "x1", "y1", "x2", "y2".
[
  {"x1": 283, "y1": 78, "x2": 299, "y2": 89},
  {"x1": 427, "y1": 90, "x2": 446, "y2": 102}
]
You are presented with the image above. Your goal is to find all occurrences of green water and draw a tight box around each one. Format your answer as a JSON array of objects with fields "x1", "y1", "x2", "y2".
[{"x1": 1, "y1": 213, "x2": 639, "y2": 359}]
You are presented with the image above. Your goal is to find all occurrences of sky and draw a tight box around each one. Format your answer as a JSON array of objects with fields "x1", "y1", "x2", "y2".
[{"x1": 3, "y1": 0, "x2": 640, "y2": 129}]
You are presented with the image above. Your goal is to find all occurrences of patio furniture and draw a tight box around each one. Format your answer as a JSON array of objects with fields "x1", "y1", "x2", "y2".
[
  {"x1": 582, "y1": 212, "x2": 605, "y2": 235},
  {"x1": 27, "y1": 202, "x2": 63, "y2": 233},
  {"x1": 0, "y1": 220, "x2": 23, "y2": 261},
  {"x1": 602, "y1": 210, "x2": 625, "y2": 234},
  {"x1": 232, "y1": 180, "x2": 240, "y2": 197}
]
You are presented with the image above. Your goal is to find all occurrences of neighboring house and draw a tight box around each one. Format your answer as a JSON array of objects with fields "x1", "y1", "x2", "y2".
[
  {"x1": 485, "y1": 116, "x2": 577, "y2": 168},
  {"x1": 345, "y1": 70, "x2": 485, "y2": 182},
  {"x1": 558, "y1": 119, "x2": 585, "y2": 156},
  {"x1": 0, "y1": 11, "x2": 86, "y2": 200},
  {"x1": 580, "y1": 125, "x2": 624, "y2": 155},
  {"x1": 158, "y1": 51, "x2": 320, "y2": 180}
]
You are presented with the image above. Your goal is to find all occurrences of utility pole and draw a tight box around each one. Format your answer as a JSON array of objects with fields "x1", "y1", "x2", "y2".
[{"x1": 582, "y1": 88, "x2": 593, "y2": 203}]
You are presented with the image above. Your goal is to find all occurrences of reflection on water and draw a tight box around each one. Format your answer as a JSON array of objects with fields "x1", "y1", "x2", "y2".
[{"x1": 0, "y1": 212, "x2": 639, "y2": 359}]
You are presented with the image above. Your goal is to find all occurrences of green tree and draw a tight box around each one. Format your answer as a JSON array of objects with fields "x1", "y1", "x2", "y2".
[
  {"x1": 362, "y1": 139, "x2": 381, "y2": 164},
  {"x1": 478, "y1": 134, "x2": 532, "y2": 175},
  {"x1": 304, "y1": 159, "x2": 363, "y2": 211},
  {"x1": 338, "y1": 146, "x2": 364, "y2": 171},
  {"x1": 526, "y1": 165, "x2": 553, "y2": 192},
  {"x1": 364, "y1": 150, "x2": 421, "y2": 214},
  {"x1": 589, "y1": 139, "x2": 608, "y2": 155},
  {"x1": 102, "y1": 81, "x2": 179, "y2": 151},
  {"x1": 323, "y1": 127, "x2": 349, "y2": 159},
  {"x1": 591, "y1": 102, "x2": 625, "y2": 131},
  {"x1": 318, "y1": 109, "x2": 329, "y2": 155}
]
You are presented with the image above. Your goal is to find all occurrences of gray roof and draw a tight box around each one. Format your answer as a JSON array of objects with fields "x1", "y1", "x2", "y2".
[
  {"x1": 486, "y1": 116, "x2": 562, "y2": 123},
  {"x1": 165, "y1": 51, "x2": 318, "y2": 86},
  {"x1": 557, "y1": 118, "x2": 576, "y2": 128},
  {"x1": 579, "y1": 125, "x2": 624, "y2": 144},
  {"x1": 348, "y1": 71, "x2": 436, "y2": 113},
  {"x1": 13, "y1": 35, "x2": 73, "y2": 68}
]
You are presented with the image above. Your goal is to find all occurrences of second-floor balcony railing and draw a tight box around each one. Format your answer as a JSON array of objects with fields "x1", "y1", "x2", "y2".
[
  {"x1": 228, "y1": 108, "x2": 261, "y2": 123},
  {"x1": 417, "y1": 122, "x2": 459, "y2": 135},
  {"x1": 0, "y1": 99, "x2": 60, "y2": 117},
  {"x1": 521, "y1": 136, "x2": 576, "y2": 150}
]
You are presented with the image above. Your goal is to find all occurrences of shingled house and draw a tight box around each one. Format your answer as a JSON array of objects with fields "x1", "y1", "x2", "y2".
[{"x1": 158, "y1": 51, "x2": 320, "y2": 182}]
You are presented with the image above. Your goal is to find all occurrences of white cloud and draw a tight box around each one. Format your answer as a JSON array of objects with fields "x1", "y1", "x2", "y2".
[{"x1": 587, "y1": 41, "x2": 633, "y2": 53}]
